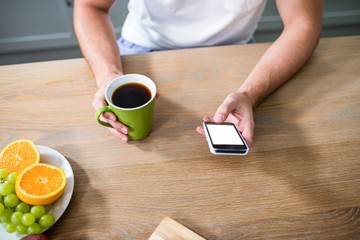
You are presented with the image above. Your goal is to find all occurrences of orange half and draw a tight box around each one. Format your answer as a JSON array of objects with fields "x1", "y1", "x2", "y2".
[
  {"x1": 15, "y1": 163, "x2": 66, "y2": 205},
  {"x1": 0, "y1": 139, "x2": 40, "y2": 173}
]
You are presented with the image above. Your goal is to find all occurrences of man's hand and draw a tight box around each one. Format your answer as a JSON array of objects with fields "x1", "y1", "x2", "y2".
[
  {"x1": 93, "y1": 76, "x2": 130, "y2": 142},
  {"x1": 196, "y1": 91, "x2": 255, "y2": 148}
]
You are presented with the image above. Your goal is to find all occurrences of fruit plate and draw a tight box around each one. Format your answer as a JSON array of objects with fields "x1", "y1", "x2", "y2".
[{"x1": 0, "y1": 145, "x2": 74, "y2": 239}]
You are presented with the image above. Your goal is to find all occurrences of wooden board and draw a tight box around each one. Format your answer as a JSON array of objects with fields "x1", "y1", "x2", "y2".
[{"x1": 148, "y1": 217, "x2": 206, "y2": 240}]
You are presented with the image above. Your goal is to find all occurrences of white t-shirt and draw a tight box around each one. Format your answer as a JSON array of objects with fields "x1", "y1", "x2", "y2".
[{"x1": 121, "y1": 0, "x2": 267, "y2": 50}]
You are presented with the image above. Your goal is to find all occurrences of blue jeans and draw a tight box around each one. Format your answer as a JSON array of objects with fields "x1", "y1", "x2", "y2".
[
  {"x1": 117, "y1": 37, "x2": 256, "y2": 55},
  {"x1": 117, "y1": 37, "x2": 154, "y2": 55}
]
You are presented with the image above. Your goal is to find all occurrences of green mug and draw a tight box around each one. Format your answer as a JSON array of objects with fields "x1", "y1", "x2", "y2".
[{"x1": 96, "y1": 74, "x2": 157, "y2": 140}]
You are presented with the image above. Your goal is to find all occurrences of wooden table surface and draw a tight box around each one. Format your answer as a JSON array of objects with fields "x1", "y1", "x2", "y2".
[{"x1": 0, "y1": 36, "x2": 359, "y2": 239}]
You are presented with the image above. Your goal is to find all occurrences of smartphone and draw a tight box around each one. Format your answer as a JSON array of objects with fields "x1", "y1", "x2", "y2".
[{"x1": 203, "y1": 121, "x2": 249, "y2": 155}]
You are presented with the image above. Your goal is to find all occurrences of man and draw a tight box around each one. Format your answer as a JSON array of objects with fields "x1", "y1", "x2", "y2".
[{"x1": 74, "y1": 0, "x2": 323, "y2": 146}]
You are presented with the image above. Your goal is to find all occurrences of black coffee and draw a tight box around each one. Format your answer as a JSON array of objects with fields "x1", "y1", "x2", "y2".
[{"x1": 111, "y1": 83, "x2": 151, "y2": 108}]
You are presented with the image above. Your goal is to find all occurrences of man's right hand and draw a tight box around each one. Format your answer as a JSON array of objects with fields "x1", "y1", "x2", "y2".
[{"x1": 93, "y1": 77, "x2": 130, "y2": 142}]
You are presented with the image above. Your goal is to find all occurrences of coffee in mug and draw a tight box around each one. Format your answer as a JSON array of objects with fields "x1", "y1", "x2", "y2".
[
  {"x1": 111, "y1": 83, "x2": 152, "y2": 109},
  {"x1": 95, "y1": 74, "x2": 157, "y2": 140}
]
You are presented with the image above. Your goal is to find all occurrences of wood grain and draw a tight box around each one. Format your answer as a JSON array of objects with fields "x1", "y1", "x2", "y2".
[
  {"x1": 0, "y1": 36, "x2": 359, "y2": 239},
  {"x1": 148, "y1": 217, "x2": 206, "y2": 240}
]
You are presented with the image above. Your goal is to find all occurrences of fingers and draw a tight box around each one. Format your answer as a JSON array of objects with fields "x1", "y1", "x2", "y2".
[
  {"x1": 102, "y1": 116, "x2": 130, "y2": 142},
  {"x1": 102, "y1": 111, "x2": 117, "y2": 122},
  {"x1": 106, "y1": 118, "x2": 128, "y2": 134},
  {"x1": 238, "y1": 120, "x2": 254, "y2": 148},
  {"x1": 108, "y1": 127, "x2": 129, "y2": 142},
  {"x1": 93, "y1": 85, "x2": 130, "y2": 142},
  {"x1": 242, "y1": 131, "x2": 253, "y2": 148},
  {"x1": 196, "y1": 125, "x2": 205, "y2": 137},
  {"x1": 203, "y1": 116, "x2": 212, "y2": 122},
  {"x1": 195, "y1": 116, "x2": 211, "y2": 137},
  {"x1": 102, "y1": 118, "x2": 129, "y2": 142},
  {"x1": 234, "y1": 110, "x2": 254, "y2": 148},
  {"x1": 213, "y1": 93, "x2": 238, "y2": 123}
]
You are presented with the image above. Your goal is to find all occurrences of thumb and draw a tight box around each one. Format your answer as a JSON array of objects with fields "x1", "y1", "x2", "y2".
[
  {"x1": 213, "y1": 94, "x2": 237, "y2": 123},
  {"x1": 213, "y1": 111, "x2": 227, "y2": 123}
]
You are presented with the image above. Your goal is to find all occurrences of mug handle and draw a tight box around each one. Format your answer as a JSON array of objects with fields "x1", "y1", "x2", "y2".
[{"x1": 96, "y1": 106, "x2": 114, "y2": 128}]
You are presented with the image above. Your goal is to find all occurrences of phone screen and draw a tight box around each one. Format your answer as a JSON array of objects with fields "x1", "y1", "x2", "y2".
[
  {"x1": 203, "y1": 122, "x2": 248, "y2": 155},
  {"x1": 206, "y1": 124, "x2": 245, "y2": 145}
]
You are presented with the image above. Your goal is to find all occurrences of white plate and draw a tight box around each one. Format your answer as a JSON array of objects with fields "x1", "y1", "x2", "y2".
[{"x1": 0, "y1": 145, "x2": 74, "y2": 239}]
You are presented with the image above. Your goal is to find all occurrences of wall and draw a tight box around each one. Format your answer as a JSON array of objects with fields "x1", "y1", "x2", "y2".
[{"x1": 0, "y1": 0, "x2": 359, "y2": 65}]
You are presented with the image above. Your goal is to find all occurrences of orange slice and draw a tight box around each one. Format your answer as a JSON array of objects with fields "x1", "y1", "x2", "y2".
[
  {"x1": 15, "y1": 163, "x2": 66, "y2": 205},
  {"x1": 0, "y1": 139, "x2": 40, "y2": 173}
]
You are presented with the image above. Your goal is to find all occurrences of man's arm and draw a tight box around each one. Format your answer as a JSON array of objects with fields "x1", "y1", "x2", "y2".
[
  {"x1": 201, "y1": 0, "x2": 324, "y2": 147},
  {"x1": 238, "y1": 0, "x2": 324, "y2": 108},
  {"x1": 74, "y1": 0, "x2": 129, "y2": 141},
  {"x1": 74, "y1": 0, "x2": 124, "y2": 86}
]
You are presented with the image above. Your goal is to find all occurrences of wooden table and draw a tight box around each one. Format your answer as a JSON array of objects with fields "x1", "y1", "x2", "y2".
[{"x1": 0, "y1": 36, "x2": 359, "y2": 239}]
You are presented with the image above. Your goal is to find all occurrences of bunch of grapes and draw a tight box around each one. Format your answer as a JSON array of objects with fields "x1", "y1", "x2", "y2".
[{"x1": 0, "y1": 169, "x2": 55, "y2": 235}]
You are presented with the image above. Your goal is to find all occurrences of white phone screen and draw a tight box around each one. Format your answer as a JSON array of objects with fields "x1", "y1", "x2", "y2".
[{"x1": 206, "y1": 124, "x2": 244, "y2": 145}]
